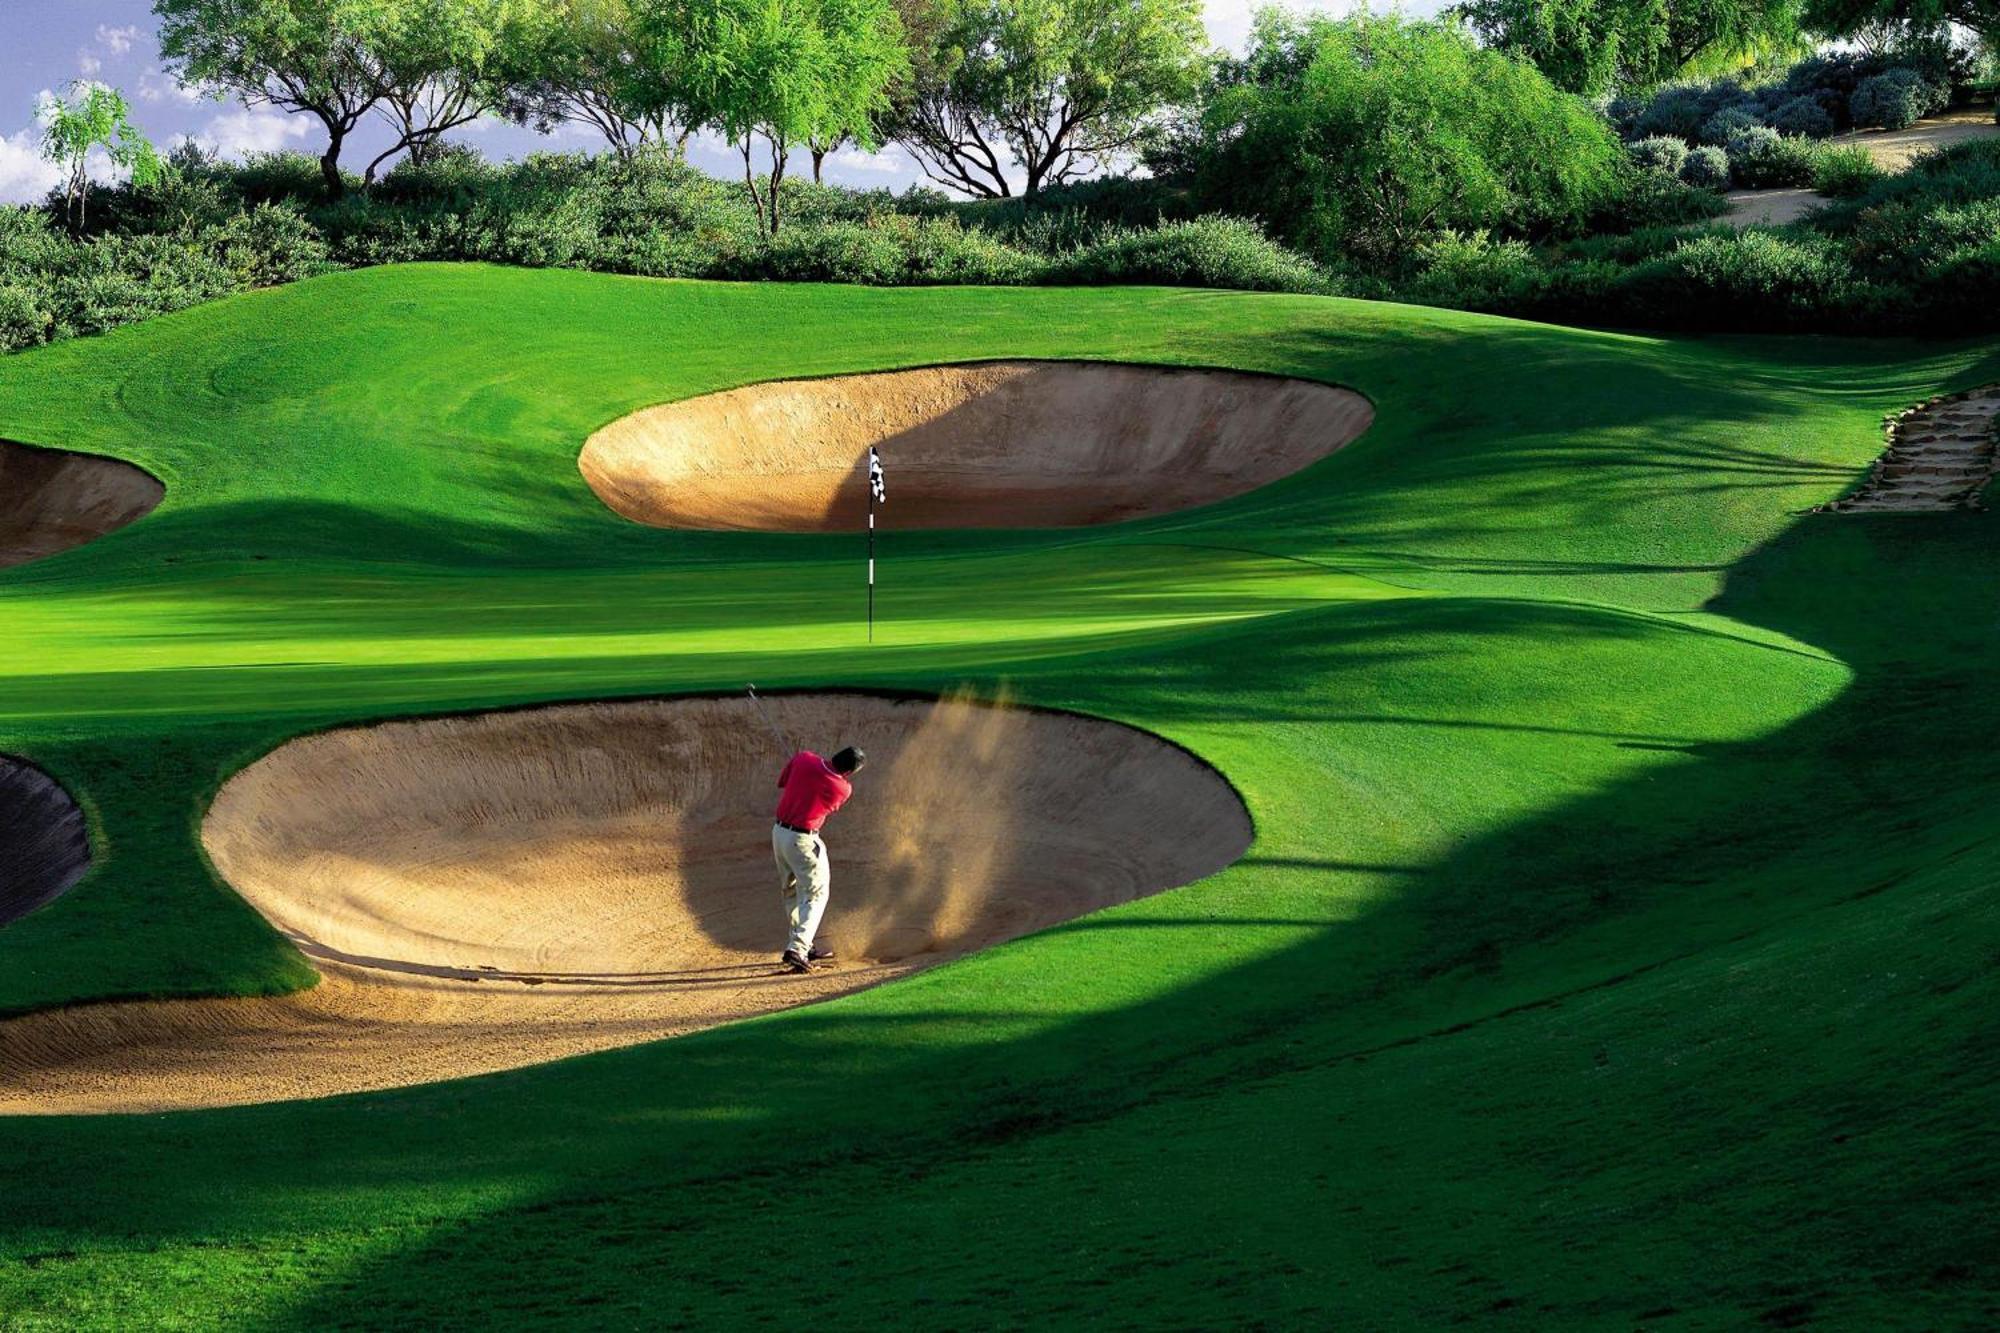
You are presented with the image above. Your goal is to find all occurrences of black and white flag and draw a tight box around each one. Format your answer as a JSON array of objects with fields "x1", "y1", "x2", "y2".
[{"x1": 868, "y1": 446, "x2": 886, "y2": 505}]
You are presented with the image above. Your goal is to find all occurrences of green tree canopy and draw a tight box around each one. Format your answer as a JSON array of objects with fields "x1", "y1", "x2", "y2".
[
  {"x1": 511, "y1": 0, "x2": 699, "y2": 156},
  {"x1": 1455, "y1": 0, "x2": 1806, "y2": 93},
  {"x1": 360, "y1": 0, "x2": 538, "y2": 183},
  {"x1": 1188, "y1": 11, "x2": 1630, "y2": 266},
  {"x1": 646, "y1": 0, "x2": 907, "y2": 232},
  {"x1": 37, "y1": 81, "x2": 161, "y2": 231},
  {"x1": 155, "y1": 0, "x2": 399, "y2": 195},
  {"x1": 890, "y1": 0, "x2": 1210, "y2": 197},
  {"x1": 1802, "y1": 0, "x2": 1999, "y2": 42}
]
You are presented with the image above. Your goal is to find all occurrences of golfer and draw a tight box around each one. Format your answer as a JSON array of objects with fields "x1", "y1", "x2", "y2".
[{"x1": 773, "y1": 745, "x2": 865, "y2": 973}]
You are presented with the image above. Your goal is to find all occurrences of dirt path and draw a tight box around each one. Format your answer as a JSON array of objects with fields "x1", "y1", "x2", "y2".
[
  {"x1": 1721, "y1": 109, "x2": 1998, "y2": 228},
  {"x1": 1721, "y1": 188, "x2": 1822, "y2": 227},
  {"x1": 1820, "y1": 386, "x2": 2000, "y2": 513},
  {"x1": 1832, "y1": 107, "x2": 1998, "y2": 172},
  {"x1": 0, "y1": 694, "x2": 1251, "y2": 1114}
]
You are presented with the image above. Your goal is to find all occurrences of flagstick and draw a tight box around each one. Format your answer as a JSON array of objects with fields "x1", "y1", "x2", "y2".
[{"x1": 866, "y1": 459, "x2": 876, "y2": 644}]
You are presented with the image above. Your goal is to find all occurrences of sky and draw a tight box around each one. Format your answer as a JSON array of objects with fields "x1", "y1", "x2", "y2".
[{"x1": 0, "y1": 0, "x2": 1442, "y2": 204}]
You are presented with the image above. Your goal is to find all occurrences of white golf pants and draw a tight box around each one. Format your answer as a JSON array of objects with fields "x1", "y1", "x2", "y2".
[{"x1": 772, "y1": 824, "x2": 830, "y2": 956}]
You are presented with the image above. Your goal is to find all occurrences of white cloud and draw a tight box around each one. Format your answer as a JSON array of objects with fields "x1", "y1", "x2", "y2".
[
  {"x1": 74, "y1": 22, "x2": 145, "y2": 80},
  {"x1": 199, "y1": 106, "x2": 311, "y2": 158},
  {"x1": 97, "y1": 24, "x2": 143, "y2": 56},
  {"x1": 831, "y1": 146, "x2": 908, "y2": 175},
  {"x1": 0, "y1": 125, "x2": 61, "y2": 205},
  {"x1": 138, "y1": 68, "x2": 207, "y2": 105}
]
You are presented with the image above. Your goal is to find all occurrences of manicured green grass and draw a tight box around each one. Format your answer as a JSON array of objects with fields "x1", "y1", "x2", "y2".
[{"x1": 1, "y1": 266, "x2": 1996, "y2": 1327}]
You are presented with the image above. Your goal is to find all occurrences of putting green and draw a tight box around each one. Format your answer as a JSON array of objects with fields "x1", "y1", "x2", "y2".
[{"x1": 0, "y1": 265, "x2": 1995, "y2": 1327}]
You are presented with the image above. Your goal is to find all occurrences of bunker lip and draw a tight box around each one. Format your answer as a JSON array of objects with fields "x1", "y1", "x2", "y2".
[
  {"x1": 1, "y1": 440, "x2": 164, "y2": 570},
  {"x1": 0, "y1": 757, "x2": 92, "y2": 928},
  {"x1": 580, "y1": 360, "x2": 1375, "y2": 532},
  {"x1": 0, "y1": 691, "x2": 1252, "y2": 1114}
]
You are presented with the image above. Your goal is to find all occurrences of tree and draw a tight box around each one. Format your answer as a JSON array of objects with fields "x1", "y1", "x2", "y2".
[
  {"x1": 510, "y1": 0, "x2": 697, "y2": 157},
  {"x1": 891, "y1": 0, "x2": 1209, "y2": 197},
  {"x1": 37, "y1": 82, "x2": 161, "y2": 231},
  {"x1": 1454, "y1": 0, "x2": 1805, "y2": 94},
  {"x1": 1188, "y1": 12, "x2": 1628, "y2": 266},
  {"x1": 1803, "y1": 0, "x2": 1999, "y2": 44},
  {"x1": 661, "y1": 0, "x2": 907, "y2": 232},
  {"x1": 155, "y1": 0, "x2": 396, "y2": 196},
  {"x1": 361, "y1": 0, "x2": 535, "y2": 183}
]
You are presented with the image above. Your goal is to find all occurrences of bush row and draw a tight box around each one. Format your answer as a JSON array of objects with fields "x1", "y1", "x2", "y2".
[
  {"x1": 8, "y1": 136, "x2": 2000, "y2": 358},
  {"x1": 1401, "y1": 141, "x2": 2000, "y2": 334},
  {"x1": 0, "y1": 152, "x2": 1338, "y2": 355},
  {"x1": 1611, "y1": 39, "x2": 1979, "y2": 147}
]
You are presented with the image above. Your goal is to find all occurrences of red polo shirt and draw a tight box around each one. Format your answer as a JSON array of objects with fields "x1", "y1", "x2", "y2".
[{"x1": 775, "y1": 751, "x2": 852, "y2": 831}]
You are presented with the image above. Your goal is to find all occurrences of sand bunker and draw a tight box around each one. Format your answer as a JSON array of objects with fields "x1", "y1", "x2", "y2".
[
  {"x1": 0, "y1": 693, "x2": 1250, "y2": 1113},
  {"x1": 580, "y1": 361, "x2": 1374, "y2": 531},
  {"x1": 1, "y1": 440, "x2": 163, "y2": 569},
  {"x1": 0, "y1": 757, "x2": 91, "y2": 927}
]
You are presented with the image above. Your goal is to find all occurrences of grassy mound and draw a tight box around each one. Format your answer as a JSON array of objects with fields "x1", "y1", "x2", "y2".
[{"x1": 0, "y1": 265, "x2": 1994, "y2": 1326}]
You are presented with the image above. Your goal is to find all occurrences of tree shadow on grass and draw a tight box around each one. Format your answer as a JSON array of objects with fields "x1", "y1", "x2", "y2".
[
  {"x1": 8, "y1": 323, "x2": 2000, "y2": 1322},
  {"x1": 162, "y1": 505, "x2": 1991, "y2": 1327}
]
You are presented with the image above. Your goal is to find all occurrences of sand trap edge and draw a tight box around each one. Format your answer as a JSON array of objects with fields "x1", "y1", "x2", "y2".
[
  {"x1": 1, "y1": 439, "x2": 165, "y2": 570},
  {"x1": 579, "y1": 359, "x2": 1377, "y2": 532},
  {"x1": 0, "y1": 756, "x2": 93, "y2": 928}
]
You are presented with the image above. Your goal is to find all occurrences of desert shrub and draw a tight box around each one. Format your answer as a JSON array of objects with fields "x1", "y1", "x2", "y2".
[
  {"x1": 1403, "y1": 229, "x2": 1541, "y2": 309},
  {"x1": 1813, "y1": 145, "x2": 1883, "y2": 198},
  {"x1": 1782, "y1": 52, "x2": 1882, "y2": 129},
  {"x1": 370, "y1": 143, "x2": 503, "y2": 209},
  {"x1": 1619, "y1": 230, "x2": 1861, "y2": 328},
  {"x1": 741, "y1": 215, "x2": 1040, "y2": 286},
  {"x1": 1187, "y1": 12, "x2": 1628, "y2": 267},
  {"x1": 1633, "y1": 83, "x2": 1716, "y2": 141},
  {"x1": 1916, "y1": 239, "x2": 2000, "y2": 331},
  {"x1": 956, "y1": 176, "x2": 1195, "y2": 233},
  {"x1": 1629, "y1": 136, "x2": 1690, "y2": 174},
  {"x1": 1053, "y1": 216, "x2": 1337, "y2": 294},
  {"x1": 1682, "y1": 145, "x2": 1732, "y2": 190},
  {"x1": 0, "y1": 283, "x2": 49, "y2": 351},
  {"x1": 1700, "y1": 105, "x2": 1761, "y2": 146},
  {"x1": 209, "y1": 205, "x2": 334, "y2": 286},
  {"x1": 1592, "y1": 164, "x2": 1731, "y2": 230},
  {"x1": 1768, "y1": 95, "x2": 1835, "y2": 138},
  {"x1": 1850, "y1": 69, "x2": 1939, "y2": 131},
  {"x1": 987, "y1": 209, "x2": 1115, "y2": 257},
  {"x1": 1886, "y1": 28, "x2": 1983, "y2": 102},
  {"x1": 1811, "y1": 140, "x2": 2000, "y2": 240},
  {"x1": 230, "y1": 151, "x2": 346, "y2": 205},
  {"x1": 1727, "y1": 126, "x2": 1819, "y2": 188}
]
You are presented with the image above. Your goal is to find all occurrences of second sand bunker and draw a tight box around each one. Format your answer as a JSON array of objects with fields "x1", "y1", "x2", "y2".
[
  {"x1": 1, "y1": 440, "x2": 163, "y2": 569},
  {"x1": 1, "y1": 693, "x2": 1251, "y2": 1113},
  {"x1": 580, "y1": 361, "x2": 1374, "y2": 531}
]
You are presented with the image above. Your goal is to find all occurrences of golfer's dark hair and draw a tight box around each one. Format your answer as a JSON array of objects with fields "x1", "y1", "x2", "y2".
[{"x1": 830, "y1": 746, "x2": 865, "y2": 774}]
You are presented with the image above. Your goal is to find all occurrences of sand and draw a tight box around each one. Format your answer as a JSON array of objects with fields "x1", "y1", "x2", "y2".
[
  {"x1": 580, "y1": 361, "x2": 1374, "y2": 531},
  {"x1": 1834, "y1": 108, "x2": 1999, "y2": 173},
  {"x1": 1721, "y1": 188, "x2": 1821, "y2": 228},
  {"x1": 0, "y1": 693, "x2": 1251, "y2": 1114},
  {"x1": 1722, "y1": 111, "x2": 2000, "y2": 230},
  {"x1": 0, "y1": 440, "x2": 163, "y2": 569},
  {"x1": 0, "y1": 757, "x2": 91, "y2": 927}
]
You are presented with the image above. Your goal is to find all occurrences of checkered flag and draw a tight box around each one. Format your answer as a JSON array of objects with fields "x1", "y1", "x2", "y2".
[{"x1": 868, "y1": 446, "x2": 886, "y2": 505}]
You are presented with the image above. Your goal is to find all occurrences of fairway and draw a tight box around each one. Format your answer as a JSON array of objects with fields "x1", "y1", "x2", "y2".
[{"x1": 2, "y1": 266, "x2": 1997, "y2": 1326}]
